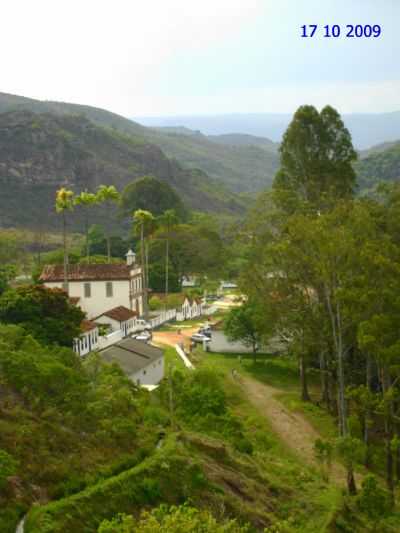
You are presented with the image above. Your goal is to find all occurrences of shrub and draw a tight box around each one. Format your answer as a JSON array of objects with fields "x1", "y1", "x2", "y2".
[
  {"x1": 0, "y1": 449, "x2": 18, "y2": 490},
  {"x1": 358, "y1": 474, "x2": 392, "y2": 518}
]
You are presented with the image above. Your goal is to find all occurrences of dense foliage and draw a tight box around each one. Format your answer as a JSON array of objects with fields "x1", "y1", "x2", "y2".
[
  {"x1": 0, "y1": 285, "x2": 84, "y2": 346},
  {"x1": 120, "y1": 176, "x2": 188, "y2": 220},
  {"x1": 239, "y1": 105, "x2": 400, "y2": 504}
]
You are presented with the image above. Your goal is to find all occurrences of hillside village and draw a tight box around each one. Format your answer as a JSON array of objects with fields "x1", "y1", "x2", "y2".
[{"x1": 1, "y1": 57, "x2": 400, "y2": 533}]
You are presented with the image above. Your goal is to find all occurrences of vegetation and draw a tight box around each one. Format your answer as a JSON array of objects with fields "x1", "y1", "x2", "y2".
[
  {"x1": 120, "y1": 176, "x2": 187, "y2": 221},
  {"x1": 238, "y1": 105, "x2": 400, "y2": 506}
]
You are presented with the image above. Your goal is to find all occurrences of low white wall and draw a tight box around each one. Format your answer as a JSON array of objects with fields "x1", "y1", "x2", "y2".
[{"x1": 98, "y1": 329, "x2": 124, "y2": 350}]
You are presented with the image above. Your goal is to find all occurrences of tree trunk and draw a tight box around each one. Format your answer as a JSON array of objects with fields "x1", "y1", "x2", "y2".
[
  {"x1": 319, "y1": 352, "x2": 329, "y2": 405},
  {"x1": 85, "y1": 211, "x2": 90, "y2": 262},
  {"x1": 325, "y1": 286, "x2": 347, "y2": 436},
  {"x1": 106, "y1": 236, "x2": 111, "y2": 263},
  {"x1": 347, "y1": 465, "x2": 357, "y2": 495},
  {"x1": 140, "y1": 225, "x2": 148, "y2": 319},
  {"x1": 300, "y1": 354, "x2": 311, "y2": 402},
  {"x1": 364, "y1": 354, "x2": 372, "y2": 468},
  {"x1": 382, "y1": 364, "x2": 395, "y2": 502},
  {"x1": 165, "y1": 235, "x2": 169, "y2": 304},
  {"x1": 63, "y1": 212, "x2": 68, "y2": 295}
]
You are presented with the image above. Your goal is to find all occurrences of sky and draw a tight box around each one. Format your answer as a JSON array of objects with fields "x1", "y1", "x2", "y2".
[{"x1": 1, "y1": 0, "x2": 399, "y2": 117}]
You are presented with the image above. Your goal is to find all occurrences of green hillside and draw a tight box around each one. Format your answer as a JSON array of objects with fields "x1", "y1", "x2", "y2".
[
  {"x1": 355, "y1": 141, "x2": 400, "y2": 190},
  {"x1": 145, "y1": 129, "x2": 279, "y2": 193},
  {"x1": 0, "y1": 109, "x2": 245, "y2": 229},
  {"x1": 0, "y1": 92, "x2": 279, "y2": 194}
]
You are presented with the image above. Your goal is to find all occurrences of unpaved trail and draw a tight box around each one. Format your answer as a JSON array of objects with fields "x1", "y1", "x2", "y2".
[{"x1": 238, "y1": 375, "x2": 353, "y2": 486}]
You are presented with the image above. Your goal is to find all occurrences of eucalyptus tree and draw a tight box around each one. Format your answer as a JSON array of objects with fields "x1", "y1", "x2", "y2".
[
  {"x1": 273, "y1": 105, "x2": 357, "y2": 214},
  {"x1": 133, "y1": 209, "x2": 155, "y2": 319},
  {"x1": 74, "y1": 190, "x2": 98, "y2": 262},
  {"x1": 55, "y1": 187, "x2": 74, "y2": 292},
  {"x1": 96, "y1": 185, "x2": 121, "y2": 263}
]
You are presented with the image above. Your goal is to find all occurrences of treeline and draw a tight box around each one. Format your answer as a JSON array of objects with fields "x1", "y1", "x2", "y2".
[{"x1": 239, "y1": 105, "x2": 400, "y2": 502}]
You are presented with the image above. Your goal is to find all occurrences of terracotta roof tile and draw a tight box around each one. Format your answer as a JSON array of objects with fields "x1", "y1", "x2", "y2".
[
  {"x1": 97, "y1": 306, "x2": 137, "y2": 322},
  {"x1": 40, "y1": 264, "x2": 132, "y2": 282},
  {"x1": 80, "y1": 319, "x2": 98, "y2": 332}
]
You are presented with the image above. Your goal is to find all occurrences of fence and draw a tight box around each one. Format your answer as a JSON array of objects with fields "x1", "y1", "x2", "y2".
[
  {"x1": 149, "y1": 309, "x2": 177, "y2": 329},
  {"x1": 203, "y1": 305, "x2": 218, "y2": 316}
]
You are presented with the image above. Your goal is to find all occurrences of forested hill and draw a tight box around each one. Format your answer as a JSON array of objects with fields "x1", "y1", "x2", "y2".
[
  {"x1": 0, "y1": 92, "x2": 279, "y2": 194},
  {"x1": 356, "y1": 141, "x2": 400, "y2": 191},
  {"x1": 0, "y1": 110, "x2": 245, "y2": 228}
]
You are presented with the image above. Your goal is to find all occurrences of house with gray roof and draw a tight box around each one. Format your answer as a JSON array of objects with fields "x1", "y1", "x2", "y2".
[{"x1": 100, "y1": 337, "x2": 164, "y2": 388}]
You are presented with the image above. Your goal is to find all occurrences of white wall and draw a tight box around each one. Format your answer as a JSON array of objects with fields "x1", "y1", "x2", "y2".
[
  {"x1": 73, "y1": 328, "x2": 99, "y2": 356},
  {"x1": 130, "y1": 356, "x2": 164, "y2": 387},
  {"x1": 45, "y1": 280, "x2": 137, "y2": 319}
]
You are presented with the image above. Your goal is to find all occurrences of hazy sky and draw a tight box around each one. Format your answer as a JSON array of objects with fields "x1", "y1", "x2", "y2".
[{"x1": 1, "y1": 0, "x2": 399, "y2": 116}]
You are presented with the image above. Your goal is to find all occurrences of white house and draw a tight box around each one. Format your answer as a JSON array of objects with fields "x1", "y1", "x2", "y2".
[
  {"x1": 95, "y1": 306, "x2": 137, "y2": 337},
  {"x1": 100, "y1": 337, "x2": 164, "y2": 387},
  {"x1": 189, "y1": 298, "x2": 203, "y2": 318},
  {"x1": 73, "y1": 319, "x2": 99, "y2": 356},
  {"x1": 40, "y1": 250, "x2": 143, "y2": 319}
]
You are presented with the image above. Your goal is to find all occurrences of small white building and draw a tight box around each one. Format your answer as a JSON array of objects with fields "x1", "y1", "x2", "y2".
[
  {"x1": 40, "y1": 250, "x2": 143, "y2": 320},
  {"x1": 95, "y1": 306, "x2": 137, "y2": 337},
  {"x1": 73, "y1": 319, "x2": 99, "y2": 356},
  {"x1": 100, "y1": 337, "x2": 164, "y2": 387}
]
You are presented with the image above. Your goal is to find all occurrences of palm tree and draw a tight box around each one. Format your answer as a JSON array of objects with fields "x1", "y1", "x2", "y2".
[
  {"x1": 95, "y1": 185, "x2": 120, "y2": 263},
  {"x1": 74, "y1": 190, "x2": 98, "y2": 262},
  {"x1": 55, "y1": 187, "x2": 74, "y2": 293},
  {"x1": 159, "y1": 209, "x2": 179, "y2": 305},
  {"x1": 133, "y1": 209, "x2": 154, "y2": 319}
]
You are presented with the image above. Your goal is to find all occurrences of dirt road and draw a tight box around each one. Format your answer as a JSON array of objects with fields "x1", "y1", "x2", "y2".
[{"x1": 238, "y1": 375, "x2": 353, "y2": 486}]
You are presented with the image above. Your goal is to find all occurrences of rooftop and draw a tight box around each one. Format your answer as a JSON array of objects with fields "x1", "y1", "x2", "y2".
[
  {"x1": 97, "y1": 306, "x2": 137, "y2": 322},
  {"x1": 40, "y1": 263, "x2": 133, "y2": 282},
  {"x1": 100, "y1": 338, "x2": 163, "y2": 375},
  {"x1": 80, "y1": 319, "x2": 98, "y2": 333}
]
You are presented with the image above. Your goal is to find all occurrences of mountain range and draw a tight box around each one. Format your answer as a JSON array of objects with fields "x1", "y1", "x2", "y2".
[
  {"x1": 136, "y1": 111, "x2": 400, "y2": 151},
  {"x1": 0, "y1": 91, "x2": 400, "y2": 229}
]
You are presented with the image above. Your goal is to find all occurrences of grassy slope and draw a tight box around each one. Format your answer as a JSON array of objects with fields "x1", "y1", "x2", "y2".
[
  {"x1": 25, "y1": 352, "x2": 342, "y2": 533},
  {"x1": 144, "y1": 129, "x2": 279, "y2": 193}
]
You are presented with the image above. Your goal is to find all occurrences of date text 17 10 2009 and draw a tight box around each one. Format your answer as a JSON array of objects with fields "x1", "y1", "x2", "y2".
[{"x1": 301, "y1": 24, "x2": 381, "y2": 38}]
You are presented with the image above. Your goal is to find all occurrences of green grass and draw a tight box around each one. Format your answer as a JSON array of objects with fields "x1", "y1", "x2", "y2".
[{"x1": 162, "y1": 344, "x2": 188, "y2": 371}]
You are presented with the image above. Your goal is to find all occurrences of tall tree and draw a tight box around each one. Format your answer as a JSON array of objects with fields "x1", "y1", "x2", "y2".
[
  {"x1": 96, "y1": 185, "x2": 121, "y2": 263},
  {"x1": 133, "y1": 209, "x2": 154, "y2": 319},
  {"x1": 273, "y1": 105, "x2": 357, "y2": 213},
  {"x1": 74, "y1": 190, "x2": 98, "y2": 262},
  {"x1": 55, "y1": 187, "x2": 74, "y2": 293}
]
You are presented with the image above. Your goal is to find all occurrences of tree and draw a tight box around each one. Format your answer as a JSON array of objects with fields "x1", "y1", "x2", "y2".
[
  {"x1": 55, "y1": 187, "x2": 74, "y2": 293},
  {"x1": 0, "y1": 285, "x2": 84, "y2": 347},
  {"x1": 158, "y1": 210, "x2": 179, "y2": 304},
  {"x1": 74, "y1": 190, "x2": 98, "y2": 262},
  {"x1": 273, "y1": 105, "x2": 357, "y2": 213},
  {"x1": 133, "y1": 210, "x2": 154, "y2": 319},
  {"x1": 224, "y1": 302, "x2": 263, "y2": 361},
  {"x1": 120, "y1": 176, "x2": 187, "y2": 221},
  {"x1": 96, "y1": 185, "x2": 121, "y2": 263}
]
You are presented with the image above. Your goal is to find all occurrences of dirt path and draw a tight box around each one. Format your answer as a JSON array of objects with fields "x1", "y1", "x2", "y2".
[
  {"x1": 152, "y1": 327, "x2": 198, "y2": 349},
  {"x1": 238, "y1": 375, "x2": 351, "y2": 486}
]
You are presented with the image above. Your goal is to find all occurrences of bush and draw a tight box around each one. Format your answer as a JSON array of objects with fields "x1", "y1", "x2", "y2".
[
  {"x1": 98, "y1": 503, "x2": 251, "y2": 532},
  {"x1": 358, "y1": 474, "x2": 392, "y2": 518},
  {"x1": 0, "y1": 449, "x2": 18, "y2": 490}
]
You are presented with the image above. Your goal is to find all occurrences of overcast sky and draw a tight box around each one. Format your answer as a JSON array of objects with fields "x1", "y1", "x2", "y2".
[{"x1": 1, "y1": 0, "x2": 399, "y2": 117}]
